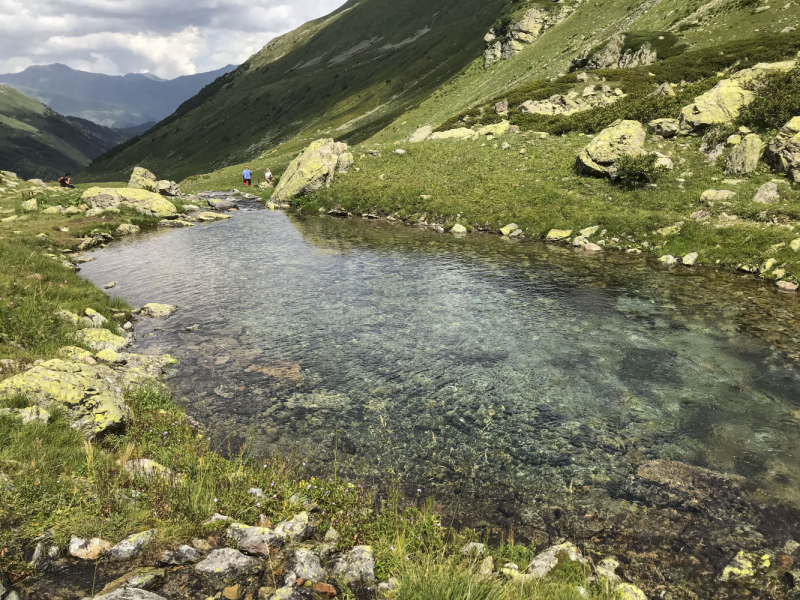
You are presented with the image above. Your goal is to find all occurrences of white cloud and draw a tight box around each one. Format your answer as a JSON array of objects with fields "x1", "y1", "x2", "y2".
[{"x1": 0, "y1": 0, "x2": 347, "y2": 78}]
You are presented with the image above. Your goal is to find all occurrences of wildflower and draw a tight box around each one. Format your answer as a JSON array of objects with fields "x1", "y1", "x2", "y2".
[
  {"x1": 256, "y1": 502, "x2": 261, "y2": 507},
  {"x1": 214, "y1": 497, "x2": 218, "y2": 503},
  {"x1": 417, "y1": 488, "x2": 422, "y2": 493},
  {"x1": 390, "y1": 546, "x2": 395, "y2": 551}
]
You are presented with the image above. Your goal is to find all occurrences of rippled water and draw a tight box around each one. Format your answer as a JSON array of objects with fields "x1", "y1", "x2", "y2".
[{"x1": 80, "y1": 209, "x2": 800, "y2": 531}]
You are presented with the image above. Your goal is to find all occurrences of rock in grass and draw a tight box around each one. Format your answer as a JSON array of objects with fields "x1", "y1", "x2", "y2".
[
  {"x1": 478, "y1": 556, "x2": 495, "y2": 577},
  {"x1": 0, "y1": 359, "x2": 130, "y2": 436},
  {"x1": 21, "y1": 198, "x2": 38, "y2": 212},
  {"x1": 274, "y1": 512, "x2": 308, "y2": 542},
  {"x1": 429, "y1": 128, "x2": 478, "y2": 141},
  {"x1": 726, "y1": 134, "x2": 763, "y2": 175},
  {"x1": 82, "y1": 188, "x2": 177, "y2": 218},
  {"x1": 194, "y1": 548, "x2": 263, "y2": 581},
  {"x1": 124, "y1": 459, "x2": 175, "y2": 481},
  {"x1": 57, "y1": 346, "x2": 94, "y2": 361},
  {"x1": 462, "y1": 542, "x2": 486, "y2": 556},
  {"x1": 545, "y1": 229, "x2": 572, "y2": 242},
  {"x1": 579, "y1": 225, "x2": 599, "y2": 237},
  {"x1": 137, "y1": 303, "x2": 177, "y2": 319},
  {"x1": 451, "y1": 224, "x2": 467, "y2": 234},
  {"x1": 575, "y1": 120, "x2": 647, "y2": 178},
  {"x1": 331, "y1": 545, "x2": 375, "y2": 583},
  {"x1": 526, "y1": 543, "x2": 584, "y2": 577},
  {"x1": 616, "y1": 583, "x2": 647, "y2": 600},
  {"x1": 596, "y1": 558, "x2": 621, "y2": 582},
  {"x1": 500, "y1": 223, "x2": 519, "y2": 236},
  {"x1": 128, "y1": 167, "x2": 158, "y2": 192},
  {"x1": 753, "y1": 182, "x2": 780, "y2": 204},
  {"x1": 69, "y1": 535, "x2": 112, "y2": 560},
  {"x1": 409, "y1": 125, "x2": 433, "y2": 143},
  {"x1": 271, "y1": 139, "x2": 351, "y2": 204},
  {"x1": 478, "y1": 120, "x2": 510, "y2": 136},
  {"x1": 226, "y1": 523, "x2": 281, "y2": 557},
  {"x1": 56, "y1": 310, "x2": 82, "y2": 326},
  {"x1": 110, "y1": 529, "x2": 156, "y2": 561},
  {"x1": 765, "y1": 116, "x2": 800, "y2": 180},
  {"x1": 19, "y1": 406, "x2": 49, "y2": 424},
  {"x1": 700, "y1": 189, "x2": 736, "y2": 203}
]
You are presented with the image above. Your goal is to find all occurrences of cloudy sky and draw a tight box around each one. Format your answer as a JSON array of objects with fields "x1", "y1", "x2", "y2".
[{"x1": 0, "y1": 0, "x2": 347, "y2": 78}]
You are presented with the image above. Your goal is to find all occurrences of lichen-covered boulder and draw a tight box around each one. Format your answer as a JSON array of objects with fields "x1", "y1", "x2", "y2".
[
  {"x1": 82, "y1": 187, "x2": 122, "y2": 209},
  {"x1": 137, "y1": 303, "x2": 177, "y2": 318},
  {"x1": 274, "y1": 511, "x2": 308, "y2": 542},
  {"x1": 765, "y1": 116, "x2": 800, "y2": 181},
  {"x1": 118, "y1": 189, "x2": 177, "y2": 218},
  {"x1": 576, "y1": 120, "x2": 647, "y2": 177},
  {"x1": 195, "y1": 212, "x2": 232, "y2": 222},
  {"x1": 726, "y1": 133, "x2": 763, "y2": 175},
  {"x1": 155, "y1": 180, "x2": 180, "y2": 197},
  {"x1": 21, "y1": 198, "x2": 38, "y2": 212},
  {"x1": 271, "y1": 139, "x2": 350, "y2": 203},
  {"x1": 648, "y1": 118, "x2": 680, "y2": 138},
  {"x1": 429, "y1": 128, "x2": 478, "y2": 141},
  {"x1": 128, "y1": 167, "x2": 158, "y2": 192},
  {"x1": 0, "y1": 359, "x2": 130, "y2": 436},
  {"x1": 680, "y1": 61, "x2": 795, "y2": 134},
  {"x1": 337, "y1": 152, "x2": 355, "y2": 173},
  {"x1": 289, "y1": 548, "x2": 326, "y2": 582},
  {"x1": 331, "y1": 545, "x2": 375, "y2": 583},
  {"x1": 409, "y1": 125, "x2": 433, "y2": 143},
  {"x1": 73, "y1": 328, "x2": 128, "y2": 352},
  {"x1": 226, "y1": 523, "x2": 281, "y2": 557},
  {"x1": 477, "y1": 120, "x2": 510, "y2": 136}
]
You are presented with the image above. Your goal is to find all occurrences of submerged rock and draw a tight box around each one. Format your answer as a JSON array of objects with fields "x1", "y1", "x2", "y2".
[
  {"x1": 116, "y1": 224, "x2": 140, "y2": 236},
  {"x1": 0, "y1": 359, "x2": 130, "y2": 436},
  {"x1": 195, "y1": 212, "x2": 232, "y2": 222},
  {"x1": 137, "y1": 303, "x2": 177, "y2": 319}
]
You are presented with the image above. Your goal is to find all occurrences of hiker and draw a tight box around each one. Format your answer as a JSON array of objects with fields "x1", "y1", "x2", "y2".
[
  {"x1": 58, "y1": 173, "x2": 75, "y2": 189},
  {"x1": 242, "y1": 166, "x2": 252, "y2": 188},
  {"x1": 264, "y1": 168, "x2": 273, "y2": 185}
]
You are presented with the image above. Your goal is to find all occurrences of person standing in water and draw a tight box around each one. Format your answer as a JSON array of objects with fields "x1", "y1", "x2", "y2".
[{"x1": 242, "y1": 166, "x2": 252, "y2": 188}]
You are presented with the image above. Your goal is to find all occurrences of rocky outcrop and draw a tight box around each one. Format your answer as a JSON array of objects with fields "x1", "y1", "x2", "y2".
[
  {"x1": 155, "y1": 180, "x2": 180, "y2": 197},
  {"x1": 575, "y1": 120, "x2": 647, "y2": 177},
  {"x1": 81, "y1": 187, "x2": 178, "y2": 218},
  {"x1": 409, "y1": 125, "x2": 433, "y2": 143},
  {"x1": 429, "y1": 128, "x2": 478, "y2": 141},
  {"x1": 679, "y1": 61, "x2": 796, "y2": 134},
  {"x1": 128, "y1": 167, "x2": 158, "y2": 192},
  {"x1": 765, "y1": 116, "x2": 800, "y2": 181},
  {"x1": 0, "y1": 359, "x2": 130, "y2": 437},
  {"x1": 726, "y1": 133, "x2": 763, "y2": 175},
  {"x1": 520, "y1": 88, "x2": 622, "y2": 116},
  {"x1": 271, "y1": 139, "x2": 351, "y2": 203},
  {"x1": 484, "y1": 3, "x2": 579, "y2": 67},
  {"x1": 572, "y1": 33, "x2": 657, "y2": 71},
  {"x1": 331, "y1": 545, "x2": 375, "y2": 583},
  {"x1": 194, "y1": 548, "x2": 263, "y2": 582}
]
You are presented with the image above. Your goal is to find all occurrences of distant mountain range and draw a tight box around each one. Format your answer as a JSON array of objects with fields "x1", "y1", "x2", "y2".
[
  {"x1": 0, "y1": 63, "x2": 237, "y2": 128},
  {"x1": 0, "y1": 85, "x2": 130, "y2": 181}
]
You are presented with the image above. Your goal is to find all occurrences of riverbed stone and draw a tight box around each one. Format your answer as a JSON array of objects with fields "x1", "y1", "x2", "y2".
[
  {"x1": 272, "y1": 139, "x2": 351, "y2": 203},
  {"x1": 290, "y1": 549, "x2": 325, "y2": 582},
  {"x1": 777, "y1": 280, "x2": 799, "y2": 292},
  {"x1": 659, "y1": 255, "x2": 678, "y2": 267},
  {"x1": 93, "y1": 589, "x2": 168, "y2": 600},
  {"x1": 575, "y1": 120, "x2": 647, "y2": 178},
  {"x1": 526, "y1": 543, "x2": 584, "y2": 577},
  {"x1": 682, "y1": 252, "x2": 699, "y2": 266},
  {"x1": 98, "y1": 567, "x2": 166, "y2": 594},
  {"x1": 720, "y1": 550, "x2": 759, "y2": 582},
  {"x1": 226, "y1": 523, "x2": 281, "y2": 557},
  {"x1": 137, "y1": 303, "x2": 177, "y2": 319},
  {"x1": 128, "y1": 167, "x2": 158, "y2": 192},
  {"x1": 109, "y1": 529, "x2": 156, "y2": 561},
  {"x1": 753, "y1": 182, "x2": 780, "y2": 204},
  {"x1": 451, "y1": 223, "x2": 467, "y2": 234},
  {"x1": 116, "y1": 224, "x2": 140, "y2": 236},
  {"x1": 331, "y1": 545, "x2": 375, "y2": 583},
  {"x1": 583, "y1": 242, "x2": 603, "y2": 253},
  {"x1": 195, "y1": 212, "x2": 233, "y2": 222},
  {"x1": 158, "y1": 219, "x2": 193, "y2": 228},
  {"x1": 546, "y1": 229, "x2": 572, "y2": 241},
  {"x1": 69, "y1": 535, "x2": 112, "y2": 560},
  {"x1": 73, "y1": 328, "x2": 128, "y2": 352},
  {"x1": 195, "y1": 548, "x2": 263, "y2": 581},
  {"x1": 0, "y1": 359, "x2": 130, "y2": 436}
]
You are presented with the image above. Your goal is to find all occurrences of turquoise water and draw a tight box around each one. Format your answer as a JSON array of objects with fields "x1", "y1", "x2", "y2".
[{"x1": 79, "y1": 210, "x2": 800, "y2": 530}]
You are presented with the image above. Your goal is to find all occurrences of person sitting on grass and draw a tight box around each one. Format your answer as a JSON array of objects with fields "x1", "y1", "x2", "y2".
[
  {"x1": 58, "y1": 173, "x2": 75, "y2": 189},
  {"x1": 265, "y1": 168, "x2": 273, "y2": 186},
  {"x1": 242, "y1": 166, "x2": 252, "y2": 188}
]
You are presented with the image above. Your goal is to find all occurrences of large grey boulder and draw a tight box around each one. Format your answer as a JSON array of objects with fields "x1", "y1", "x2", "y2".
[
  {"x1": 753, "y1": 182, "x2": 780, "y2": 204},
  {"x1": 271, "y1": 139, "x2": 350, "y2": 203},
  {"x1": 331, "y1": 545, "x2": 375, "y2": 583},
  {"x1": 226, "y1": 522, "x2": 281, "y2": 557},
  {"x1": 575, "y1": 120, "x2": 647, "y2": 177},
  {"x1": 409, "y1": 126, "x2": 433, "y2": 143},
  {"x1": 765, "y1": 116, "x2": 800, "y2": 181},
  {"x1": 155, "y1": 180, "x2": 180, "y2": 197},
  {"x1": 648, "y1": 118, "x2": 680, "y2": 138},
  {"x1": 195, "y1": 548, "x2": 263, "y2": 580},
  {"x1": 726, "y1": 134, "x2": 763, "y2": 175}
]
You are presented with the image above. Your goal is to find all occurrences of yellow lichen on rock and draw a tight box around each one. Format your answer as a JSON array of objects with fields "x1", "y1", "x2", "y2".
[
  {"x1": 73, "y1": 328, "x2": 128, "y2": 352},
  {"x1": 138, "y1": 303, "x2": 178, "y2": 318},
  {"x1": 128, "y1": 166, "x2": 158, "y2": 192}
]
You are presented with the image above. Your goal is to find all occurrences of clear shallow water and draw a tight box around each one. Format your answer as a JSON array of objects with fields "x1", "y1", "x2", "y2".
[{"x1": 80, "y1": 210, "x2": 800, "y2": 528}]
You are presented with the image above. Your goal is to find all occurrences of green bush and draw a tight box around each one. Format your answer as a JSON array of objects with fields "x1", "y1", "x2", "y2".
[
  {"x1": 613, "y1": 154, "x2": 667, "y2": 188},
  {"x1": 738, "y1": 68, "x2": 800, "y2": 131}
]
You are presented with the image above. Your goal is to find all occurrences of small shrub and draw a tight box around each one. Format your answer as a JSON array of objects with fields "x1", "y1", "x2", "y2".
[
  {"x1": 613, "y1": 154, "x2": 667, "y2": 188},
  {"x1": 738, "y1": 68, "x2": 800, "y2": 131}
]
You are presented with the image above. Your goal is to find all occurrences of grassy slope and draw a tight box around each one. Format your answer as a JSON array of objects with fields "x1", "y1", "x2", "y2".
[
  {"x1": 0, "y1": 86, "x2": 128, "y2": 181},
  {"x1": 82, "y1": 0, "x2": 508, "y2": 182}
]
